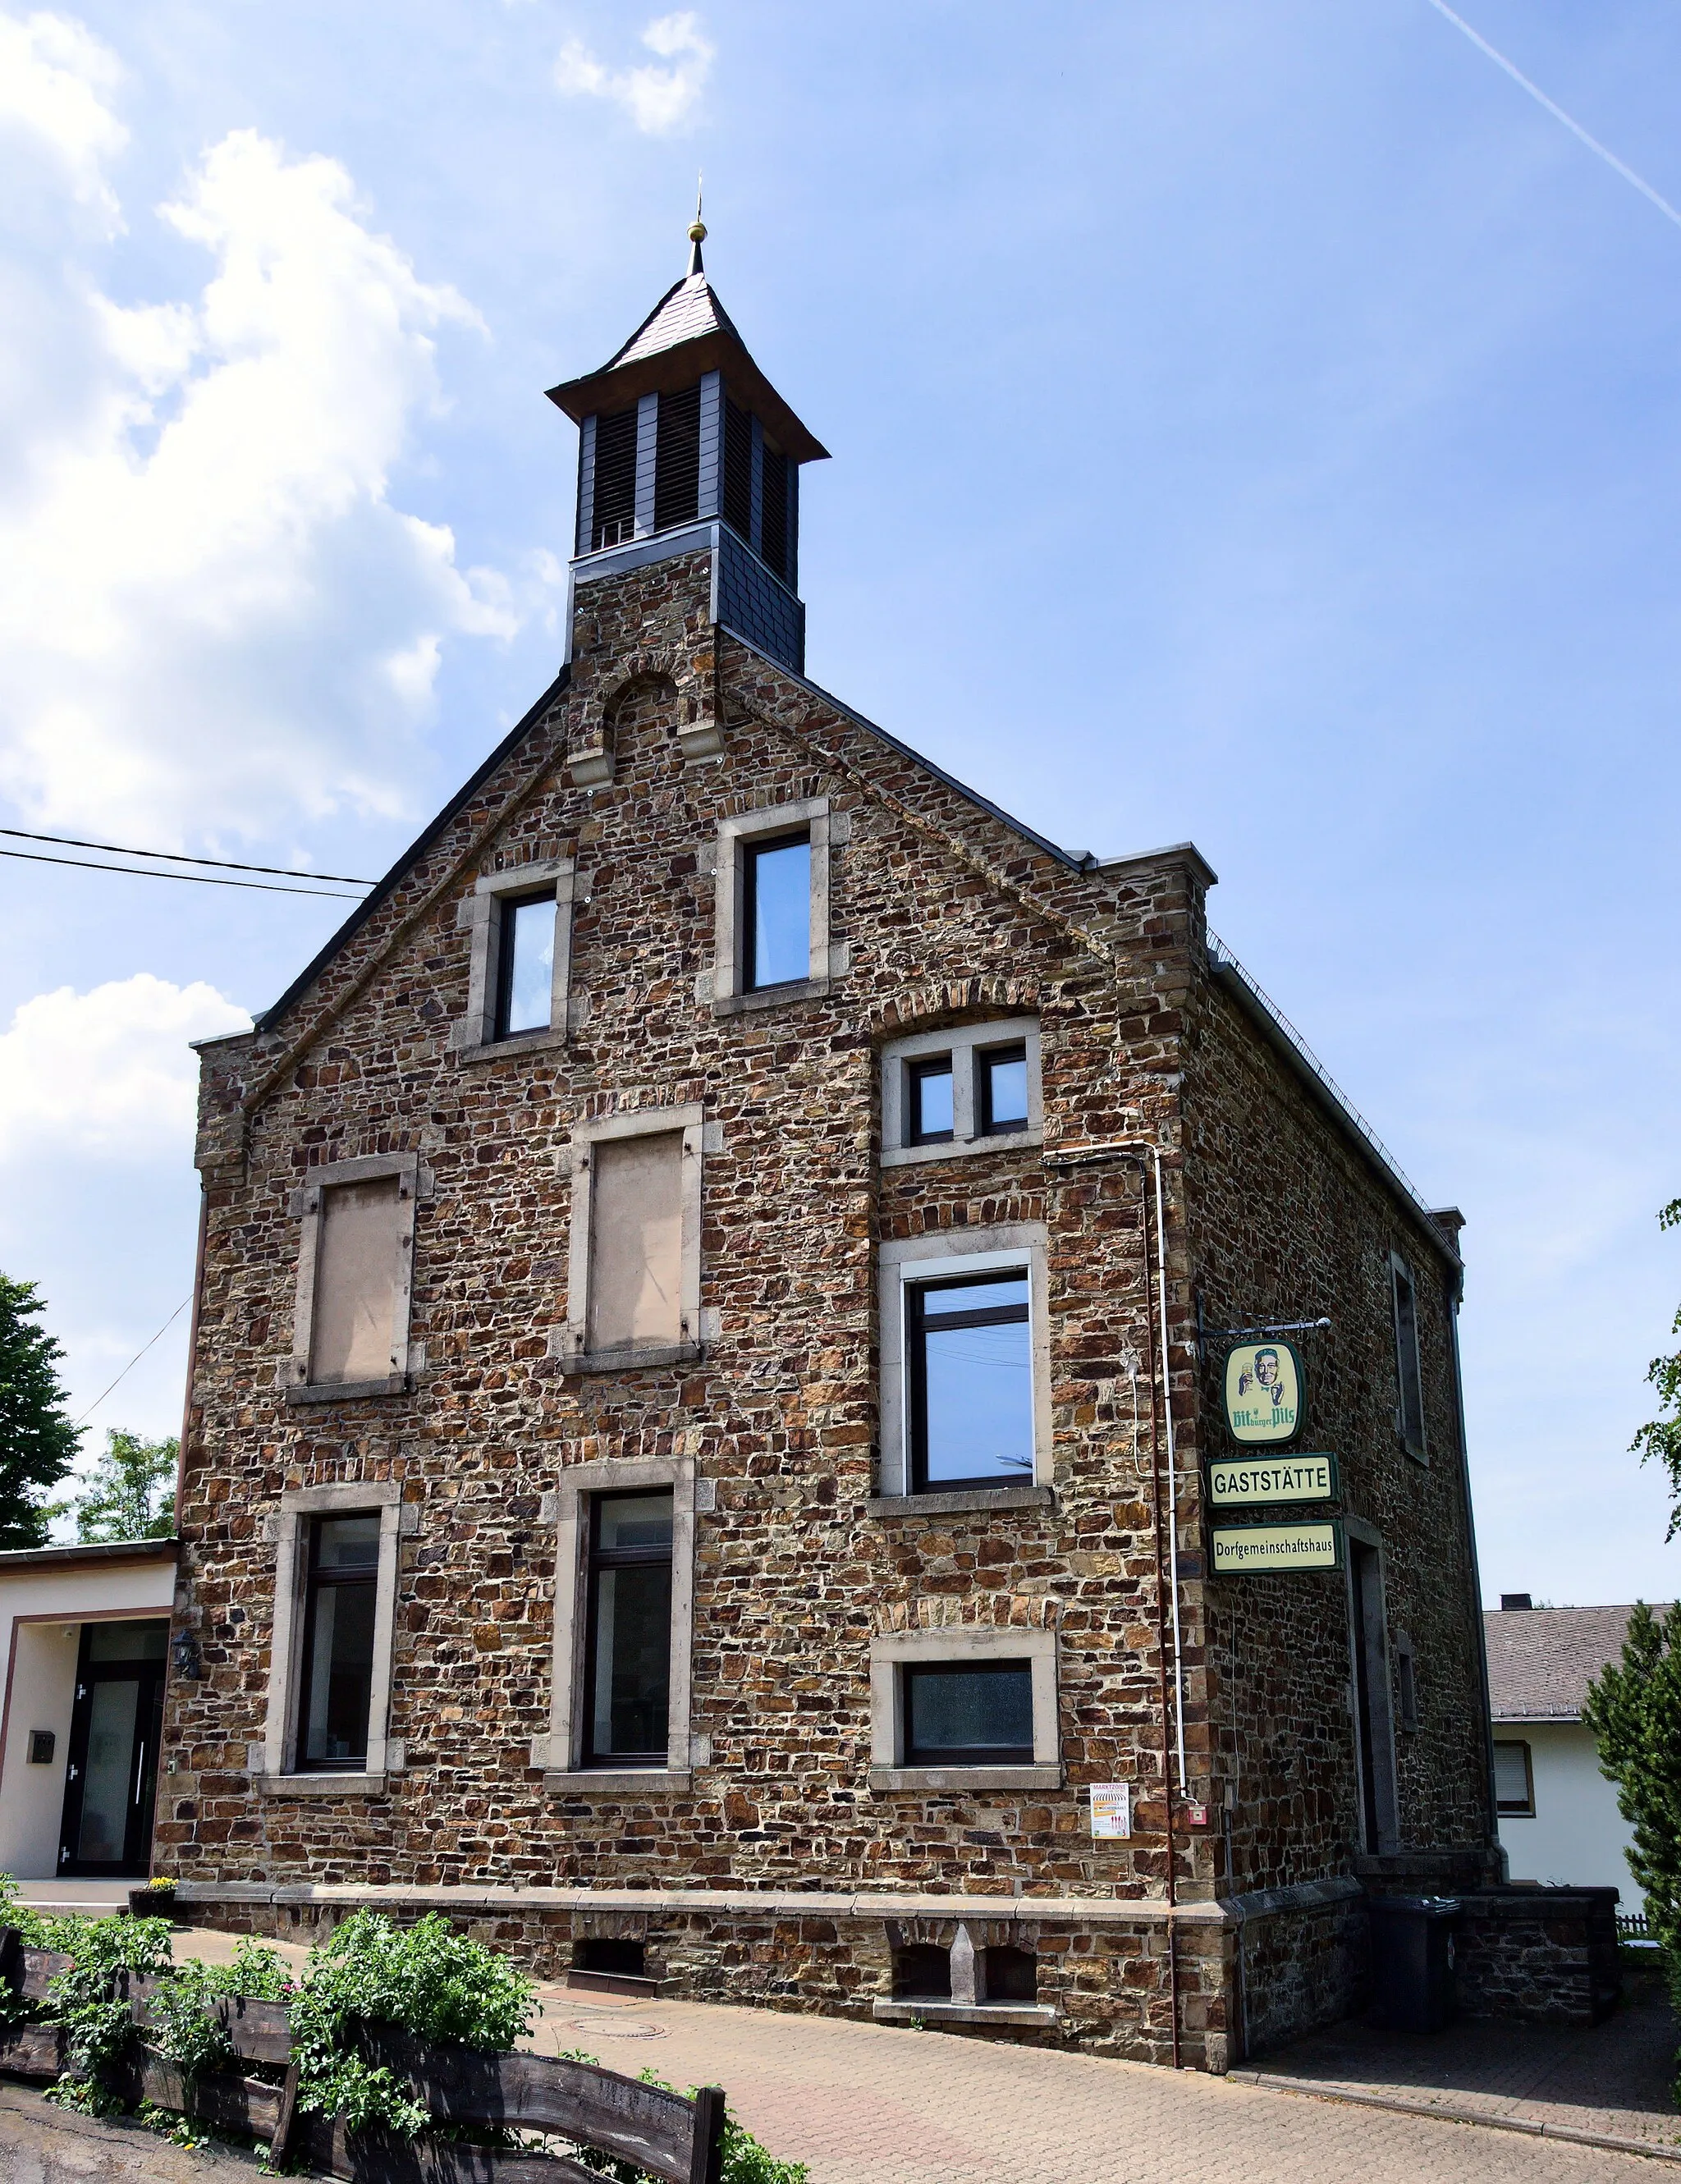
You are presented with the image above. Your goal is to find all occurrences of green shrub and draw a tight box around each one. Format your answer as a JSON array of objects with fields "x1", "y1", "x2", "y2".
[
  {"x1": 42, "y1": 1913, "x2": 174, "y2": 2113},
  {"x1": 144, "y1": 1939, "x2": 295, "y2": 2086},
  {"x1": 287, "y1": 1911, "x2": 537, "y2": 2138}
]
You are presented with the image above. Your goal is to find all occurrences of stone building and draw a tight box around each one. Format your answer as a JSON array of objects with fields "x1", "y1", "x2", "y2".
[{"x1": 160, "y1": 223, "x2": 1506, "y2": 2068}]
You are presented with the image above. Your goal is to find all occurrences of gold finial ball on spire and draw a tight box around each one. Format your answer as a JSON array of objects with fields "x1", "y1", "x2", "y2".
[{"x1": 689, "y1": 217, "x2": 707, "y2": 243}]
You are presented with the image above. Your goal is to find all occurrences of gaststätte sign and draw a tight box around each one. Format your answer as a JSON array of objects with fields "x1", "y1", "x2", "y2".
[
  {"x1": 1223, "y1": 1339, "x2": 1303, "y2": 1445},
  {"x1": 1207, "y1": 1452, "x2": 1338, "y2": 1508},
  {"x1": 1210, "y1": 1520, "x2": 1342, "y2": 1575}
]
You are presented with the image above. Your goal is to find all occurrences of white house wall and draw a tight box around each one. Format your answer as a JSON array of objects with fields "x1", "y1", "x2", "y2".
[
  {"x1": 1497, "y1": 1719, "x2": 1639, "y2": 1901},
  {"x1": 0, "y1": 1560, "x2": 175, "y2": 1880}
]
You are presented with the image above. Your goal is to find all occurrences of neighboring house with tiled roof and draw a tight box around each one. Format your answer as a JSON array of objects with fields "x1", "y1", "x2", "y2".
[{"x1": 1484, "y1": 1596, "x2": 1660, "y2": 1901}]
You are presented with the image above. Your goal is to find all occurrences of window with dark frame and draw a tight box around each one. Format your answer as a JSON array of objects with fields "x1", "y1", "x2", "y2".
[
  {"x1": 741, "y1": 831, "x2": 811, "y2": 991},
  {"x1": 1392, "y1": 1257, "x2": 1427, "y2": 1454},
  {"x1": 1492, "y1": 1739, "x2": 1534, "y2": 1816},
  {"x1": 909, "y1": 1271, "x2": 1033, "y2": 1492},
  {"x1": 903, "y1": 1660, "x2": 1033, "y2": 1765},
  {"x1": 905, "y1": 1056, "x2": 955, "y2": 1144},
  {"x1": 976, "y1": 1043, "x2": 1029, "y2": 1135},
  {"x1": 494, "y1": 891, "x2": 557, "y2": 1040},
  {"x1": 295, "y1": 1513, "x2": 379, "y2": 1770},
  {"x1": 583, "y1": 1490, "x2": 674, "y2": 1768}
]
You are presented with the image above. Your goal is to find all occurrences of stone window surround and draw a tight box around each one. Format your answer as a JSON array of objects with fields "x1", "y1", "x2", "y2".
[
  {"x1": 873, "y1": 1225, "x2": 1055, "y2": 1509},
  {"x1": 868, "y1": 1623, "x2": 1061, "y2": 1792},
  {"x1": 530, "y1": 1455, "x2": 700, "y2": 1793},
  {"x1": 880, "y1": 1018, "x2": 1044, "y2": 1169},
  {"x1": 285, "y1": 1153, "x2": 427, "y2": 1406},
  {"x1": 550, "y1": 1102, "x2": 705, "y2": 1375},
  {"x1": 1389, "y1": 1249, "x2": 1428, "y2": 1463},
  {"x1": 451, "y1": 856, "x2": 579, "y2": 1064},
  {"x1": 708, "y1": 797, "x2": 848, "y2": 1015},
  {"x1": 252, "y1": 1481, "x2": 412, "y2": 1797}
]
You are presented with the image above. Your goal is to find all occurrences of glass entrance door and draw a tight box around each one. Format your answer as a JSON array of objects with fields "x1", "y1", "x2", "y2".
[{"x1": 57, "y1": 1620, "x2": 167, "y2": 1877}]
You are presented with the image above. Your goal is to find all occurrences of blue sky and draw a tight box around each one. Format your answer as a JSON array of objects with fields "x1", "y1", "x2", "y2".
[{"x1": 0, "y1": 0, "x2": 1676, "y2": 1603}]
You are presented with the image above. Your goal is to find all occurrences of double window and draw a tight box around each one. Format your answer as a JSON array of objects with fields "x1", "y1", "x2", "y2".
[
  {"x1": 878, "y1": 1229, "x2": 1050, "y2": 1501},
  {"x1": 583, "y1": 1491, "x2": 674, "y2": 1767},
  {"x1": 882, "y1": 1020, "x2": 1042, "y2": 1165}
]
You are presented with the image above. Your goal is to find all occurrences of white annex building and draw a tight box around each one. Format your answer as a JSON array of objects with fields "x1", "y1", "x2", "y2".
[
  {"x1": 1484, "y1": 1596, "x2": 1656, "y2": 1903},
  {"x1": 0, "y1": 1541, "x2": 177, "y2": 1888}
]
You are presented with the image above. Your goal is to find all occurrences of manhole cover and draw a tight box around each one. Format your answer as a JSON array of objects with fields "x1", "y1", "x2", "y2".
[{"x1": 570, "y1": 2019, "x2": 667, "y2": 2039}]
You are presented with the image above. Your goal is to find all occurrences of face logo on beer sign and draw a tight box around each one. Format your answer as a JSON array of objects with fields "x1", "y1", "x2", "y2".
[{"x1": 1224, "y1": 1339, "x2": 1303, "y2": 1445}]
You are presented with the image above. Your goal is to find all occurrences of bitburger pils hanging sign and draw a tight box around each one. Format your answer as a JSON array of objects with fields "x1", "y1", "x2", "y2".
[{"x1": 1223, "y1": 1339, "x2": 1303, "y2": 1445}]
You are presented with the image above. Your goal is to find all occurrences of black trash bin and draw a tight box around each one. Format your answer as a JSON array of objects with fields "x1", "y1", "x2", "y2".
[{"x1": 1367, "y1": 1894, "x2": 1459, "y2": 2032}]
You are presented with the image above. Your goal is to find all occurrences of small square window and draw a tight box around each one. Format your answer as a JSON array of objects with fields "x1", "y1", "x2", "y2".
[
  {"x1": 742, "y1": 832, "x2": 811, "y2": 990},
  {"x1": 906, "y1": 1058, "x2": 954, "y2": 1144},
  {"x1": 1493, "y1": 1739, "x2": 1534, "y2": 1816},
  {"x1": 495, "y1": 893, "x2": 558, "y2": 1039},
  {"x1": 903, "y1": 1661, "x2": 1033, "y2": 1765},
  {"x1": 909, "y1": 1271, "x2": 1033, "y2": 1492},
  {"x1": 977, "y1": 1045, "x2": 1029, "y2": 1135},
  {"x1": 295, "y1": 1514, "x2": 380, "y2": 1771},
  {"x1": 583, "y1": 1490, "x2": 674, "y2": 1768}
]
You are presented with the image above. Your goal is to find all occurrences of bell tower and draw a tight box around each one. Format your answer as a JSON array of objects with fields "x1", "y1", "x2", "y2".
[{"x1": 547, "y1": 214, "x2": 827, "y2": 675}]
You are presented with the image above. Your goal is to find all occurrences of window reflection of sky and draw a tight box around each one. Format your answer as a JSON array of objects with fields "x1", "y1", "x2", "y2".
[
  {"x1": 923, "y1": 1319, "x2": 1033, "y2": 1480},
  {"x1": 749, "y1": 839, "x2": 810, "y2": 987}
]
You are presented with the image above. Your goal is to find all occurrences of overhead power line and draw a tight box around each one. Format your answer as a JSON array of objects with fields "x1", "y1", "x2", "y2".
[
  {"x1": 0, "y1": 845, "x2": 366, "y2": 899},
  {"x1": 0, "y1": 826, "x2": 376, "y2": 887},
  {"x1": 73, "y1": 1298, "x2": 190, "y2": 1428},
  {"x1": 1424, "y1": 0, "x2": 1681, "y2": 233}
]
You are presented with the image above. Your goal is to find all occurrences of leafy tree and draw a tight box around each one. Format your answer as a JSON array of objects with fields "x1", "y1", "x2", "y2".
[
  {"x1": 0, "y1": 1273, "x2": 80, "y2": 1549},
  {"x1": 1583, "y1": 1601, "x2": 1681, "y2": 1946},
  {"x1": 1633, "y1": 1197, "x2": 1681, "y2": 1536},
  {"x1": 62, "y1": 1427, "x2": 177, "y2": 1543}
]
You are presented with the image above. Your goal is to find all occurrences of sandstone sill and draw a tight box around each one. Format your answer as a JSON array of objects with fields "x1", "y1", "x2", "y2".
[
  {"x1": 872, "y1": 2000, "x2": 1060, "y2": 2027},
  {"x1": 456, "y1": 1028, "x2": 570, "y2": 1066},
  {"x1": 712, "y1": 978, "x2": 831, "y2": 1016},
  {"x1": 868, "y1": 1486, "x2": 1055, "y2": 1518},
  {"x1": 252, "y1": 1773, "x2": 389, "y2": 1797},
  {"x1": 869, "y1": 1765, "x2": 1063, "y2": 1793},
  {"x1": 543, "y1": 1770, "x2": 694, "y2": 1795},
  {"x1": 285, "y1": 1376, "x2": 410, "y2": 1406}
]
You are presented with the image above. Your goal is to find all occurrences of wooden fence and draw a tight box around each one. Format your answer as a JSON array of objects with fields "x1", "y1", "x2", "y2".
[{"x1": 0, "y1": 1934, "x2": 725, "y2": 2183}]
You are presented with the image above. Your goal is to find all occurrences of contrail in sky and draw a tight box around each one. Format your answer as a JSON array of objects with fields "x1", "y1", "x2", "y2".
[{"x1": 1424, "y1": 0, "x2": 1681, "y2": 233}]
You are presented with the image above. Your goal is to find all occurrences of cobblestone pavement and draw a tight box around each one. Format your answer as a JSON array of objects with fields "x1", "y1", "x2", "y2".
[
  {"x1": 2, "y1": 1929, "x2": 1671, "y2": 2184},
  {"x1": 1241, "y1": 1958, "x2": 1679, "y2": 2153}
]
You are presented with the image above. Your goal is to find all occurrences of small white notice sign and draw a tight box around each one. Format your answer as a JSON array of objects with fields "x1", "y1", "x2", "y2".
[{"x1": 1090, "y1": 1783, "x2": 1133, "y2": 1838}]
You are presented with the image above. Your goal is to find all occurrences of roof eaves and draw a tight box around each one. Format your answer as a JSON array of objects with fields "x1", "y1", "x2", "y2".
[
  {"x1": 0, "y1": 1537, "x2": 179, "y2": 1572},
  {"x1": 254, "y1": 666, "x2": 570, "y2": 1036}
]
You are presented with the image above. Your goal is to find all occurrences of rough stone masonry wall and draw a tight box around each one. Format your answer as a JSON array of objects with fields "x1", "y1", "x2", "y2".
[
  {"x1": 1180, "y1": 968, "x2": 1491, "y2": 1898},
  {"x1": 164, "y1": 547, "x2": 1225, "y2": 2013}
]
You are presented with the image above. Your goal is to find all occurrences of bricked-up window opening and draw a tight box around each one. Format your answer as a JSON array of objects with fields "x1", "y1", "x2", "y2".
[
  {"x1": 575, "y1": 1938, "x2": 647, "y2": 1978},
  {"x1": 590, "y1": 405, "x2": 638, "y2": 550},
  {"x1": 309, "y1": 1179, "x2": 401, "y2": 1386},
  {"x1": 977, "y1": 1044, "x2": 1029, "y2": 1136},
  {"x1": 892, "y1": 1944, "x2": 950, "y2": 2000},
  {"x1": 1391, "y1": 1257, "x2": 1427, "y2": 1457},
  {"x1": 587, "y1": 1133, "x2": 684, "y2": 1353},
  {"x1": 758, "y1": 444, "x2": 789, "y2": 581},
  {"x1": 1493, "y1": 1739, "x2": 1534, "y2": 1816},
  {"x1": 909, "y1": 1271, "x2": 1033, "y2": 1491},
  {"x1": 742, "y1": 831, "x2": 810, "y2": 989},
  {"x1": 721, "y1": 396, "x2": 753, "y2": 542},
  {"x1": 653, "y1": 382, "x2": 702, "y2": 531},
  {"x1": 584, "y1": 1491, "x2": 673, "y2": 1766},
  {"x1": 1396, "y1": 1638, "x2": 1419, "y2": 1733},
  {"x1": 494, "y1": 892, "x2": 557, "y2": 1038},
  {"x1": 982, "y1": 1946, "x2": 1037, "y2": 2003},
  {"x1": 904, "y1": 1662, "x2": 1033, "y2": 1765},
  {"x1": 295, "y1": 1514, "x2": 379, "y2": 1770},
  {"x1": 906, "y1": 1056, "x2": 955, "y2": 1144}
]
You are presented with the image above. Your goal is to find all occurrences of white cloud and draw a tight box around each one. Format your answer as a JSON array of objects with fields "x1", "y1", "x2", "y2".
[
  {"x1": 0, "y1": 17, "x2": 527, "y2": 846},
  {"x1": 555, "y1": 11, "x2": 712, "y2": 134},
  {"x1": 0, "y1": 9, "x2": 126, "y2": 227},
  {"x1": 0, "y1": 974, "x2": 248, "y2": 1162}
]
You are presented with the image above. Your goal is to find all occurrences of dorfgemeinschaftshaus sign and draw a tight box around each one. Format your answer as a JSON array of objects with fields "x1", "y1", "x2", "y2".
[
  {"x1": 1207, "y1": 1452, "x2": 1338, "y2": 1509},
  {"x1": 1223, "y1": 1339, "x2": 1303, "y2": 1445},
  {"x1": 1211, "y1": 1521, "x2": 1342, "y2": 1575}
]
